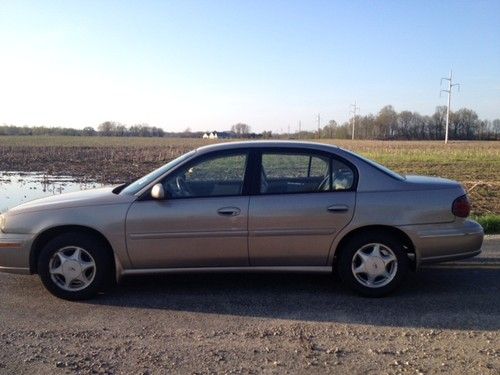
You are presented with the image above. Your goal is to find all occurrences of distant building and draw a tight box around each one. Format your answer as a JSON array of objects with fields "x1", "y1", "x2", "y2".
[{"x1": 203, "y1": 131, "x2": 218, "y2": 139}]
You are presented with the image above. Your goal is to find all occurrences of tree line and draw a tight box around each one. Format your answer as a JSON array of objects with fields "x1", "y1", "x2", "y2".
[
  {"x1": 316, "y1": 106, "x2": 499, "y2": 140},
  {"x1": 0, "y1": 122, "x2": 166, "y2": 138},
  {"x1": 0, "y1": 121, "x2": 261, "y2": 139},
  {"x1": 1, "y1": 106, "x2": 499, "y2": 140}
]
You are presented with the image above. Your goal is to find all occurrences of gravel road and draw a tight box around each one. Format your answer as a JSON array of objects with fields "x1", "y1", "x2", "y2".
[{"x1": 1, "y1": 237, "x2": 499, "y2": 374}]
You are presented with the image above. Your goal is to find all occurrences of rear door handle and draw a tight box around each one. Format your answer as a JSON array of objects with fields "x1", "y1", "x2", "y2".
[
  {"x1": 217, "y1": 207, "x2": 241, "y2": 216},
  {"x1": 327, "y1": 204, "x2": 349, "y2": 213}
]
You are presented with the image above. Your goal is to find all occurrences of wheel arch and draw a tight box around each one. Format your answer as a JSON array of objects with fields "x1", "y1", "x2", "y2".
[
  {"x1": 30, "y1": 225, "x2": 116, "y2": 275},
  {"x1": 332, "y1": 225, "x2": 416, "y2": 271}
]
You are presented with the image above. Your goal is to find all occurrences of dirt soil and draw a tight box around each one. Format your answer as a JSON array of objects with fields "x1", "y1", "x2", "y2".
[{"x1": 0, "y1": 238, "x2": 499, "y2": 374}]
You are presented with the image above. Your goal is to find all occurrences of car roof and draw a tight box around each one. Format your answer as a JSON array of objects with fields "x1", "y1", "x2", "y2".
[{"x1": 195, "y1": 140, "x2": 339, "y2": 154}]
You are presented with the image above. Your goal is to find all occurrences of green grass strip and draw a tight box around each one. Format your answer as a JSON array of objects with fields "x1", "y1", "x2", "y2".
[{"x1": 473, "y1": 214, "x2": 500, "y2": 234}]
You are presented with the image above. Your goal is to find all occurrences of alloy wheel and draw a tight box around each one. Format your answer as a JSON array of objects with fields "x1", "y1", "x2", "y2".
[
  {"x1": 351, "y1": 243, "x2": 398, "y2": 288},
  {"x1": 49, "y1": 246, "x2": 97, "y2": 292}
]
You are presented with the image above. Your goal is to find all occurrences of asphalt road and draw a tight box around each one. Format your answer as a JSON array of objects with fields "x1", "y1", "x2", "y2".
[{"x1": 0, "y1": 237, "x2": 499, "y2": 374}]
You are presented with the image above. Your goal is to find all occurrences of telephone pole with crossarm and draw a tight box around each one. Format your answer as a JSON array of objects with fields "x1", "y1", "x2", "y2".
[{"x1": 440, "y1": 70, "x2": 460, "y2": 144}]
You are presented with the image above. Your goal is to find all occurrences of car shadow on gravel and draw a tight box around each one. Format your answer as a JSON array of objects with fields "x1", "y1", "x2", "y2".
[{"x1": 86, "y1": 266, "x2": 500, "y2": 331}]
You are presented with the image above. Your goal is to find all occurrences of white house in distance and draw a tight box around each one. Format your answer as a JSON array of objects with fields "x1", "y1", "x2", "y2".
[{"x1": 202, "y1": 131, "x2": 218, "y2": 139}]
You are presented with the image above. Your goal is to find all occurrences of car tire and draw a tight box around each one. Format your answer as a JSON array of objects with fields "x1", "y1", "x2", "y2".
[
  {"x1": 38, "y1": 232, "x2": 113, "y2": 300},
  {"x1": 338, "y1": 233, "x2": 409, "y2": 297}
]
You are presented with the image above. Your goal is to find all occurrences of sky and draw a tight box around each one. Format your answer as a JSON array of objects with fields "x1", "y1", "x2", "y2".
[{"x1": 0, "y1": 0, "x2": 499, "y2": 133}]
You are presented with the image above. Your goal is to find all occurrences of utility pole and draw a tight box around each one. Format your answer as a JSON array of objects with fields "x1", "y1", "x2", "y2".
[
  {"x1": 350, "y1": 101, "x2": 359, "y2": 140},
  {"x1": 317, "y1": 113, "x2": 321, "y2": 139},
  {"x1": 298, "y1": 120, "x2": 301, "y2": 139},
  {"x1": 440, "y1": 70, "x2": 460, "y2": 144}
]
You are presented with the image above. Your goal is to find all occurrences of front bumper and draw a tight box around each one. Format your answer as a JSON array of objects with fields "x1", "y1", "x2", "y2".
[
  {"x1": 0, "y1": 233, "x2": 33, "y2": 274},
  {"x1": 399, "y1": 219, "x2": 484, "y2": 267}
]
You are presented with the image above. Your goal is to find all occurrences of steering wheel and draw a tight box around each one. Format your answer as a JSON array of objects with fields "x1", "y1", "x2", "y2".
[
  {"x1": 317, "y1": 174, "x2": 330, "y2": 191},
  {"x1": 175, "y1": 175, "x2": 192, "y2": 197}
]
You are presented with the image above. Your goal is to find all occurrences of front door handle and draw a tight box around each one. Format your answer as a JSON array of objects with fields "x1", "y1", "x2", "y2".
[
  {"x1": 327, "y1": 204, "x2": 349, "y2": 213},
  {"x1": 217, "y1": 207, "x2": 241, "y2": 216}
]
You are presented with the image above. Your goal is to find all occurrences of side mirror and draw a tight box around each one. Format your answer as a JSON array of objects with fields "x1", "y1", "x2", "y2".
[{"x1": 151, "y1": 183, "x2": 165, "y2": 200}]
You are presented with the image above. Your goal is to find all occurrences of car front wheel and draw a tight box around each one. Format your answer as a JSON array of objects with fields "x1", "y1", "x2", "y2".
[
  {"x1": 38, "y1": 233, "x2": 113, "y2": 300},
  {"x1": 338, "y1": 233, "x2": 409, "y2": 297}
]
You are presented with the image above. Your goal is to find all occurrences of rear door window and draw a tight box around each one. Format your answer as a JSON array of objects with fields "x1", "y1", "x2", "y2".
[
  {"x1": 260, "y1": 152, "x2": 330, "y2": 194},
  {"x1": 260, "y1": 151, "x2": 354, "y2": 194}
]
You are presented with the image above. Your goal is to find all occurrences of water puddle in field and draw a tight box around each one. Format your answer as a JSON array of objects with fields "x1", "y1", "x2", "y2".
[{"x1": 0, "y1": 171, "x2": 107, "y2": 213}]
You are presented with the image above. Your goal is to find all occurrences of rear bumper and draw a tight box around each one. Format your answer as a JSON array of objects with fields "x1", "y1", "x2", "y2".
[
  {"x1": 0, "y1": 233, "x2": 33, "y2": 275},
  {"x1": 399, "y1": 219, "x2": 484, "y2": 267}
]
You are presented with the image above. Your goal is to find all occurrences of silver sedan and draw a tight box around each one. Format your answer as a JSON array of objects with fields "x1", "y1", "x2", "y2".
[{"x1": 0, "y1": 141, "x2": 483, "y2": 299}]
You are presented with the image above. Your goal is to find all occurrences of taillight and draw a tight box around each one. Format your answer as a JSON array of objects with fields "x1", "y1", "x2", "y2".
[{"x1": 452, "y1": 195, "x2": 470, "y2": 218}]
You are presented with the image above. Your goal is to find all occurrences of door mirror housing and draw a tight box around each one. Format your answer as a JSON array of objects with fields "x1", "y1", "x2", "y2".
[{"x1": 151, "y1": 183, "x2": 165, "y2": 200}]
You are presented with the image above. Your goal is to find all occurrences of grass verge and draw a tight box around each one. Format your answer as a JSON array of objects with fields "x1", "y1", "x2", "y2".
[{"x1": 473, "y1": 214, "x2": 500, "y2": 234}]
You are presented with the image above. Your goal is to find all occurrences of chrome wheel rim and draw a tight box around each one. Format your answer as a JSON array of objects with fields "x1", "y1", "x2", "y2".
[
  {"x1": 49, "y1": 246, "x2": 96, "y2": 291},
  {"x1": 351, "y1": 243, "x2": 398, "y2": 288}
]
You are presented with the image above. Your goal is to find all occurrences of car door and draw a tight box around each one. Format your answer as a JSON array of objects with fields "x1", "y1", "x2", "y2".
[
  {"x1": 248, "y1": 149, "x2": 356, "y2": 266},
  {"x1": 125, "y1": 151, "x2": 250, "y2": 268}
]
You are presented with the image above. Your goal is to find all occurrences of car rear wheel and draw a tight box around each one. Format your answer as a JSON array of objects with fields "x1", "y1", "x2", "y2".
[
  {"x1": 38, "y1": 233, "x2": 113, "y2": 300},
  {"x1": 338, "y1": 233, "x2": 409, "y2": 297}
]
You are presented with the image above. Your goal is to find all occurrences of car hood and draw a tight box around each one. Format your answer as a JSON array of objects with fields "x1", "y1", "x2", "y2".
[
  {"x1": 403, "y1": 175, "x2": 462, "y2": 189},
  {"x1": 8, "y1": 186, "x2": 136, "y2": 214}
]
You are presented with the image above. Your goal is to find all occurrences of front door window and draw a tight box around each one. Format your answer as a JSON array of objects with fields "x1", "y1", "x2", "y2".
[{"x1": 164, "y1": 153, "x2": 248, "y2": 198}]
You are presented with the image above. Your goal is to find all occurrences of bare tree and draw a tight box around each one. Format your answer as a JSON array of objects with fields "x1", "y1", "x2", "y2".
[
  {"x1": 231, "y1": 123, "x2": 251, "y2": 137},
  {"x1": 321, "y1": 120, "x2": 337, "y2": 138},
  {"x1": 98, "y1": 121, "x2": 118, "y2": 136},
  {"x1": 492, "y1": 119, "x2": 500, "y2": 137},
  {"x1": 432, "y1": 106, "x2": 447, "y2": 140},
  {"x1": 375, "y1": 105, "x2": 397, "y2": 139}
]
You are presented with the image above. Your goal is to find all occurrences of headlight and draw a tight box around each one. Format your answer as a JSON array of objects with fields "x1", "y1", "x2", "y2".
[{"x1": 0, "y1": 214, "x2": 6, "y2": 233}]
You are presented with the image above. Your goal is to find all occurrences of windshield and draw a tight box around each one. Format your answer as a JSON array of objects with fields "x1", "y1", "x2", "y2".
[
  {"x1": 341, "y1": 148, "x2": 405, "y2": 180},
  {"x1": 120, "y1": 150, "x2": 196, "y2": 195}
]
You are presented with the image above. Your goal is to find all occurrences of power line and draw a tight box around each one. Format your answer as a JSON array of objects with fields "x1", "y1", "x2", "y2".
[
  {"x1": 350, "y1": 101, "x2": 359, "y2": 140},
  {"x1": 440, "y1": 69, "x2": 460, "y2": 144}
]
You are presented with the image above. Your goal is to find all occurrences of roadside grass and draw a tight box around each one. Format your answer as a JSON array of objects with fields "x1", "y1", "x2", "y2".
[{"x1": 473, "y1": 214, "x2": 500, "y2": 234}]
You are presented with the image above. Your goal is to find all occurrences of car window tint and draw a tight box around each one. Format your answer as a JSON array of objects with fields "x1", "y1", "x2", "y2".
[
  {"x1": 260, "y1": 153, "x2": 331, "y2": 194},
  {"x1": 262, "y1": 154, "x2": 310, "y2": 178},
  {"x1": 310, "y1": 156, "x2": 330, "y2": 177},
  {"x1": 164, "y1": 153, "x2": 247, "y2": 198}
]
